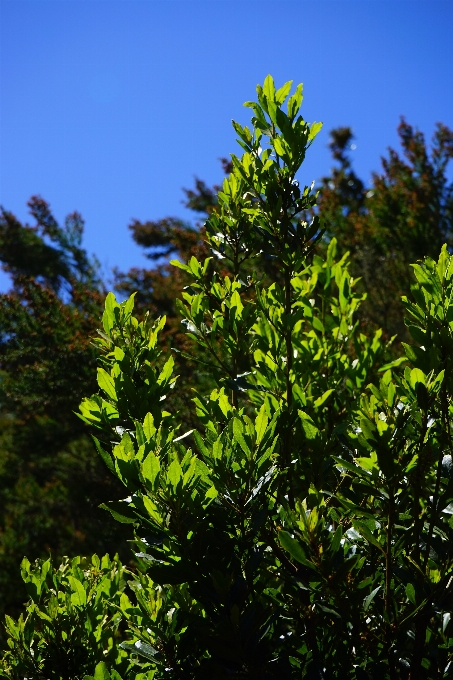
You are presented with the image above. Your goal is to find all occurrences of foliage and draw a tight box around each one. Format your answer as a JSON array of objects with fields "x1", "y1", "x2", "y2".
[
  {"x1": 0, "y1": 198, "x2": 132, "y2": 638},
  {"x1": 0, "y1": 554, "x2": 128, "y2": 679},
  {"x1": 317, "y1": 121, "x2": 453, "y2": 339},
  {"x1": 3, "y1": 76, "x2": 453, "y2": 678},
  {"x1": 77, "y1": 75, "x2": 453, "y2": 678},
  {"x1": 114, "y1": 116, "x2": 453, "y2": 440}
]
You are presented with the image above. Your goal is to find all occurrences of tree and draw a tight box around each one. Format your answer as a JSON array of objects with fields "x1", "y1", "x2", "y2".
[
  {"x1": 317, "y1": 120, "x2": 453, "y2": 339},
  {"x1": 71, "y1": 75, "x2": 453, "y2": 678},
  {"x1": 0, "y1": 198, "x2": 131, "y2": 638},
  {"x1": 3, "y1": 74, "x2": 453, "y2": 679}
]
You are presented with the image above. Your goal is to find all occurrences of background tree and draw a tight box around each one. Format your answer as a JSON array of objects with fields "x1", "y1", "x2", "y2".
[
  {"x1": 317, "y1": 120, "x2": 453, "y2": 339},
  {"x1": 0, "y1": 198, "x2": 131, "y2": 639}
]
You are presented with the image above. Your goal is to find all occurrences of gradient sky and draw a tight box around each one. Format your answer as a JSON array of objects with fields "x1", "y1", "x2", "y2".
[{"x1": 0, "y1": 0, "x2": 452, "y2": 290}]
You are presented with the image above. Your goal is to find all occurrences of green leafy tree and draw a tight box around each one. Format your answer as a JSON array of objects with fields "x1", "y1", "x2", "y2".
[
  {"x1": 4, "y1": 78, "x2": 453, "y2": 679},
  {"x1": 77, "y1": 76, "x2": 423, "y2": 678},
  {"x1": 0, "y1": 198, "x2": 131, "y2": 637},
  {"x1": 317, "y1": 120, "x2": 453, "y2": 339}
]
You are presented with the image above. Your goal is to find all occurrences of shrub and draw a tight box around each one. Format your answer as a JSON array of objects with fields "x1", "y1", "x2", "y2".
[
  {"x1": 4, "y1": 75, "x2": 453, "y2": 679},
  {"x1": 0, "y1": 555, "x2": 128, "y2": 679}
]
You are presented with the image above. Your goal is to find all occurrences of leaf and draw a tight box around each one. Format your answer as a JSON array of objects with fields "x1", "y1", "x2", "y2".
[
  {"x1": 410, "y1": 367, "x2": 426, "y2": 389},
  {"x1": 263, "y1": 74, "x2": 276, "y2": 102},
  {"x1": 100, "y1": 501, "x2": 137, "y2": 524},
  {"x1": 230, "y1": 289, "x2": 244, "y2": 317},
  {"x1": 309, "y1": 121, "x2": 323, "y2": 141},
  {"x1": 378, "y1": 356, "x2": 407, "y2": 371},
  {"x1": 275, "y1": 80, "x2": 293, "y2": 104},
  {"x1": 94, "y1": 662, "x2": 111, "y2": 680},
  {"x1": 314, "y1": 389, "x2": 334, "y2": 409},
  {"x1": 278, "y1": 530, "x2": 316, "y2": 570},
  {"x1": 233, "y1": 418, "x2": 251, "y2": 456},
  {"x1": 287, "y1": 83, "x2": 303, "y2": 120},
  {"x1": 167, "y1": 459, "x2": 182, "y2": 490},
  {"x1": 33, "y1": 606, "x2": 53, "y2": 623},
  {"x1": 142, "y1": 452, "x2": 161, "y2": 488},
  {"x1": 330, "y1": 525, "x2": 343, "y2": 554},
  {"x1": 67, "y1": 576, "x2": 87, "y2": 607},
  {"x1": 123, "y1": 292, "x2": 136, "y2": 318},
  {"x1": 273, "y1": 137, "x2": 287, "y2": 158},
  {"x1": 406, "y1": 583, "x2": 416, "y2": 605},
  {"x1": 254, "y1": 404, "x2": 268, "y2": 446},
  {"x1": 133, "y1": 640, "x2": 159, "y2": 660},
  {"x1": 363, "y1": 586, "x2": 381, "y2": 612},
  {"x1": 157, "y1": 356, "x2": 175, "y2": 386},
  {"x1": 92, "y1": 436, "x2": 115, "y2": 475},
  {"x1": 103, "y1": 292, "x2": 119, "y2": 333},
  {"x1": 317, "y1": 603, "x2": 341, "y2": 618},
  {"x1": 333, "y1": 456, "x2": 363, "y2": 476},
  {"x1": 353, "y1": 521, "x2": 384, "y2": 554},
  {"x1": 143, "y1": 412, "x2": 155, "y2": 441},
  {"x1": 298, "y1": 410, "x2": 319, "y2": 440},
  {"x1": 97, "y1": 368, "x2": 117, "y2": 401},
  {"x1": 170, "y1": 259, "x2": 191, "y2": 273}
]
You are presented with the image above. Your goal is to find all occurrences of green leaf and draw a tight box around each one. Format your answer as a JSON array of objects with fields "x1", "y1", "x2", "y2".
[
  {"x1": 353, "y1": 521, "x2": 384, "y2": 554},
  {"x1": 406, "y1": 583, "x2": 416, "y2": 605},
  {"x1": 103, "y1": 292, "x2": 119, "y2": 333},
  {"x1": 94, "y1": 662, "x2": 111, "y2": 680},
  {"x1": 254, "y1": 404, "x2": 268, "y2": 446},
  {"x1": 314, "y1": 389, "x2": 334, "y2": 409},
  {"x1": 263, "y1": 74, "x2": 276, "y2": 102},
  {"x1": 142, "y1": 452, "x2": 161, "y2": 488},
  {"x1": 298, "y1": 410, "x2": 319, "y2": 440},
  {"x1": 67, "y1": 576, "x2": 87, "y2": 607},
  {"x1": 110, "y1": 673, "x2": 123, "y2": 680},
  {"x1": 275, "y1": 80, "x2": 293, "y2": 104},
  {"x1": 97, "y1": 368, "x2": 117, "y2": 401},
  {"x1": 330, "y1": 525, "x2": 343, "y2": 554},
  {"x1": 167, "y1": 459, "x2": 182, "y2": 490},
  {"x1": 92, "y1": 436, "x2": 115, "y2": 475},
  {"x1": 309, "y1": 121, "x2": 323, "y2": 141},
  {"x1": 123, "y1": 292, "x2": 136, "y2": 318},
  {"x1": 157, "y1": 356, "x2": 174, "y2": 386},
  {"x1": 279, "y1": 530, "x2": 316, "y2": 570},
  {"x1": 363, "y1": 586, "x2": 381, "y2": 612},
  {"x1": 100, "y1": 501, "x2": 137, "y2": 524},
  {"x1": 143, "y1": 412, "x2": 156, "y2": 441},
  {"x1": 233, "y1": 417, "x2": 251, "y2": 456},
  {"x1": 287, "y1": 83, "x2": 303, "y2": 120},
  {"x1": 33, "y1": 606, "x2": 53, "y2": 623},
  {"x1": 170, "y1": 259, "x2": 191, "y2": 273},
  {"x1": 410, "y1": 367, "x2": 426, "y2": 389}
]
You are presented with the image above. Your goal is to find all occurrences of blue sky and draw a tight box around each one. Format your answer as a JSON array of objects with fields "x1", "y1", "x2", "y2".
[{"x1": 1, "y1": 0, "x2": 452, "y2": 289}]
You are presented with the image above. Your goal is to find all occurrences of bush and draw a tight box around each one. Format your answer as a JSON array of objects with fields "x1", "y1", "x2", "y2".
[
  {"x1": 4, "y1": 75, "x2": 453, "y2": 679},
  {"x1": 0, "y1": 555, "x2": 128, "y2": 679}
]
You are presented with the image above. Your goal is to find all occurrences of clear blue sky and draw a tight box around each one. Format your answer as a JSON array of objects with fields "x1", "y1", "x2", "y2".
[{"x1": 1, "y1": 0, "x2": 452, "y2": 289}]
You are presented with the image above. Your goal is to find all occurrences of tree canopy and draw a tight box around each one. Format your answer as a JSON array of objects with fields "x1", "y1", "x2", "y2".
[{"x1": 0, "y1": 77, "x2": 452, "y2": 676}]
